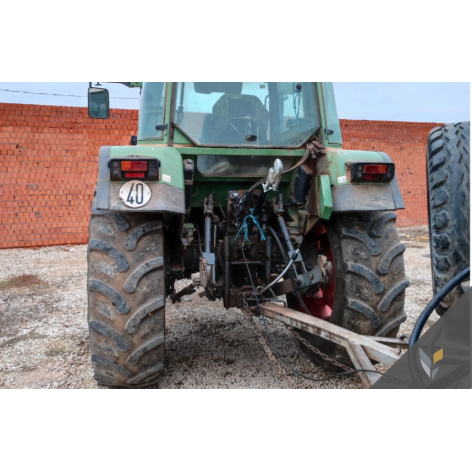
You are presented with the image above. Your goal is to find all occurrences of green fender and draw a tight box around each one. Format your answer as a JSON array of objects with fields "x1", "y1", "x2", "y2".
[
  {"x1": 95, "y1": 145, "x2": 185, "y2": 213},
  {"x1": 308, "y1": 148, "x2": 405, "y2": 218}
]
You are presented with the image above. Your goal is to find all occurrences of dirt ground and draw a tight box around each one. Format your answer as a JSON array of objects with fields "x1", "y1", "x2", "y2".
[{"x1": 0, "y1": 226, "x2": 435, "y2": 389}]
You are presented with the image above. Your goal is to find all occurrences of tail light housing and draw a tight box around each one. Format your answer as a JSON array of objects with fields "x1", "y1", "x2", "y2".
[
  {"x1": 109, "y1": 158, "x2": 160, "y2": 181},
  {"x1": 347, "y1": 161, "x2": 395, "y2": 183}
]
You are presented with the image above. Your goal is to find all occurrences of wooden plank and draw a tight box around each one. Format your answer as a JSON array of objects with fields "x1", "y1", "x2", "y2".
[
  {"x1": 364, "y1": 336, "x2": 409, "y2": 351},
  {"x1": 259, "y1": 302, "x2": 401, "y2": 366},
  {"x1": 345, "y1": 341, "x2": 382, "y2": 388}
]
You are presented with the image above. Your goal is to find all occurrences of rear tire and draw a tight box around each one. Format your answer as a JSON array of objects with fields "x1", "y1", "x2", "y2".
[
  {"x1": 289, "y1": 211, "x2": 409, "y2": 367},
  {"x1": 87, "y1": 200, "x2": 165, "y2": 387},
  {"x1": 426, "y1": 122, "x2": 470, "y2": 315}
]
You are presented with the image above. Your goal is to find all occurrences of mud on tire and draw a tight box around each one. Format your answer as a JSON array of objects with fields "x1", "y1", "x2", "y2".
[
  {"x1": 87, "y1": 200, "x2": 165, "y2": 387},
  {"x1": 291, "y1": 211, "x2": 409, "y2": 367},
  {"x1": 426, "y1": 122, "x2": 470, "y2": 315}
]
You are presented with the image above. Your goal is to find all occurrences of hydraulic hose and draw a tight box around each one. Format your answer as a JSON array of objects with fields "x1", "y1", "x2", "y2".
[
  {"x1": 281, "y1": 142, "x2": 312, "y2": 175},
  {"x1": 258, "y1": 250, "x2": 299, "y2": 295},
  {"x1": 266, "y1": 226, "x2": 290, "y2": 265},
  {"x1": 409, "y1": 267, "x2": 470, "y2": 347}
]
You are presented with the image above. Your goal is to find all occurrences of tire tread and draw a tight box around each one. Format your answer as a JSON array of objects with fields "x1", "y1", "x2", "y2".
[
  {"x1": 427, "y1": 122, "x2": 470, "y2": 314},
  {"x1": 88, "y1": 202, "x2": 165, "y2": 387}
]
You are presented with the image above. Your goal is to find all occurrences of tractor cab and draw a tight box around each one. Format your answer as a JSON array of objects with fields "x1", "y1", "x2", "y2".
[
  {"x1": 170, "y1": 82, "x2": 320, "y2": 147},
  {"x1": 89, "y1": 81, "x2": 343, "y2": 179},
  {"x1": 88, "y1": 82, "x2": 343, "y2": 148}
]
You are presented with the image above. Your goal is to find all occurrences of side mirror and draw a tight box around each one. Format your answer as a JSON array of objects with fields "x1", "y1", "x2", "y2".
[{"x1": 88, "y1": 87, "x2": 109, "y2": 119}]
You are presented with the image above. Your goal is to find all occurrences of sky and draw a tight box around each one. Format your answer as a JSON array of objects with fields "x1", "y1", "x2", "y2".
[{"x1": 0, "y1": 82, "x2": 469, "y2": 123}]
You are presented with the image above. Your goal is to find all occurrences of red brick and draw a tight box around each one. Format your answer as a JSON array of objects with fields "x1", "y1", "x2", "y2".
[{"x1": 1, "y1": 105, "x2": 437, "y2": 248}]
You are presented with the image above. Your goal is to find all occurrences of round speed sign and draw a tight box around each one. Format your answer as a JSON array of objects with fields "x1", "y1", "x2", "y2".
[{"x1": 119, "y1": 180, "x2": 152, "y2": 209}]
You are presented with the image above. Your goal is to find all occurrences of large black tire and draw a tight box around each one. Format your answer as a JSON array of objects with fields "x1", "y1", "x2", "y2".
[
  {"x1": 289, "y1": 211, "x2": 409, "y2": 367},
  {"x1": 426, "y1": 122, "x2": 470, "y2": 315},
  {"x1": 87, "y1": 200, "x2": 165, "y2": 387}
]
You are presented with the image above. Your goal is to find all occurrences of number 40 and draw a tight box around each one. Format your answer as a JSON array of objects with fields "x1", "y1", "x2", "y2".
[{"x1": 126, "y1": 183, "x2": 144, "y2": 205}]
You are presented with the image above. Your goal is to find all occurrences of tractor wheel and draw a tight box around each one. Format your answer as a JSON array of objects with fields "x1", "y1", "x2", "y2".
[
  {"x1": 87, "y1": 200, "x2": 165, "y2": 387},
  {"x1": 426, "y1": 122, "x2": 470, "y2": 315},
  {"x1": 288, "y1": 211, "x2": 409, "y2": 367}
]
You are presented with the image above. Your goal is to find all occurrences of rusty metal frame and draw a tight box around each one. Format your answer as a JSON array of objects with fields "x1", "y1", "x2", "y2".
[{"x1": 256, "y1": 302, "x2": 406, "y2": 388}]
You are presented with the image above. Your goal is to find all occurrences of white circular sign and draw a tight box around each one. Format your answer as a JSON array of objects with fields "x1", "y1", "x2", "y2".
[{"x1": 119, "y1": 181, "x2": 152, "y2": 208}]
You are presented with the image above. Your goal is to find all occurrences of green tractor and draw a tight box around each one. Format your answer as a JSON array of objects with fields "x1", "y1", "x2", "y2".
[{"x1": 87, "y1": 82, "x2": 408, "y2": 387}]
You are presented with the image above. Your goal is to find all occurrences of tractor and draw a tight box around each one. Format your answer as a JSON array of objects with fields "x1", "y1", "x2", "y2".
[{"x1": 87, "y1": 82, "x2": 408, "y2": 387}]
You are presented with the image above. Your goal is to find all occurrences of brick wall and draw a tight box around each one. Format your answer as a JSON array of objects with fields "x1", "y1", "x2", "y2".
[
  {"x1": 0, "y1": 103, "x2": 440, "y2": 249},
  {"x1": 0, "y1": 104, "x2": 138, "y2": 248}
]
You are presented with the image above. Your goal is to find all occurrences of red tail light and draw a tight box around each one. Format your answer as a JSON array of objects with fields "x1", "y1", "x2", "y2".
[
  {"x1": 347, "y1": 161, "x2": 395, "y2": 183},
  {"x1": 109, "y1": 158, "x2": 160, "y2": 181},
  {"x1": 121, "y1": 161, "x2": 148, "y2": 171},
  {"x1": 364, "y1": 164, "x2": 387, "y2": 175},
  {"x1": 125, "y1": 172, "x2": 145, "y2": 179},
  {"x1": 363, "y1": 174, "x2": 381, "y2": 181}
]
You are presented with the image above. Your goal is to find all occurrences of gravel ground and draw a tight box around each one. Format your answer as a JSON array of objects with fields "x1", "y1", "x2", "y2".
[{"x1": 0, "y1": 226, "x2": 434, "y2": 389}]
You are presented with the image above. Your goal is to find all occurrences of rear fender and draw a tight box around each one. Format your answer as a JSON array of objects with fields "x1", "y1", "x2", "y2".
[
  {"x1": 309, "y1": 148, "x2": 405, "y2": 216},
  {"x1": 95, "y1": 146, "x2": 185, "y2": 214}
]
